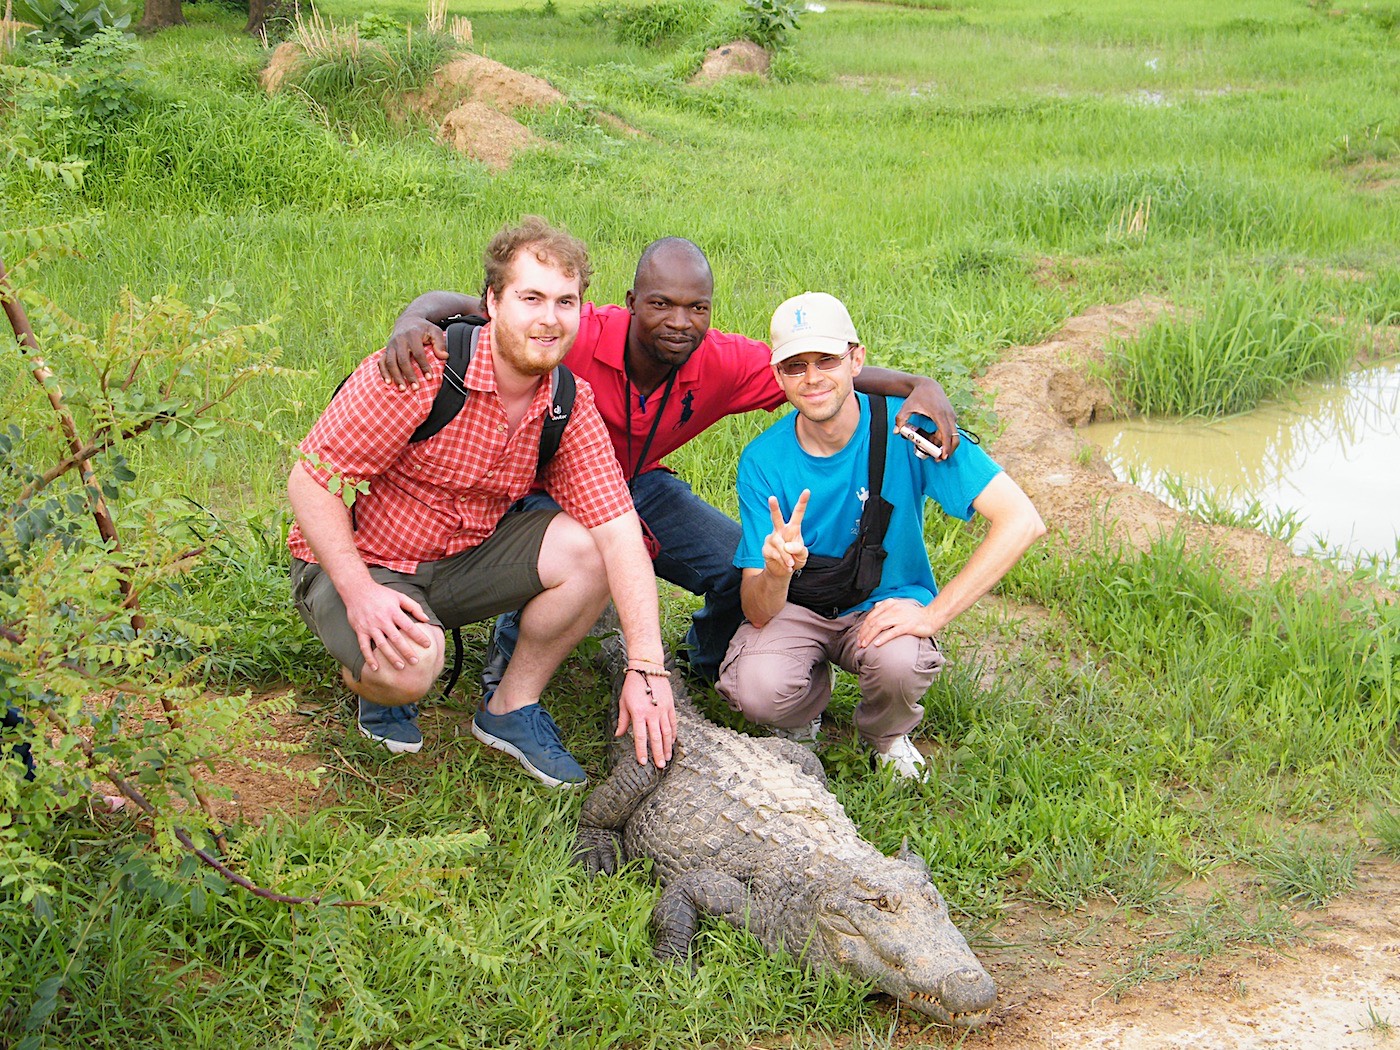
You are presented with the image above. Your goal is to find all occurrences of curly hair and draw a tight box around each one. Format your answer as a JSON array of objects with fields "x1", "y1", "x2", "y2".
[{"x1": 480, "y1": 215, "x2": 593, "y2": 311}]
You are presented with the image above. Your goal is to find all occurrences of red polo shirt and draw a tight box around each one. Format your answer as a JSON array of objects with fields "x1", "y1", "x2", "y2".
[{"x1": 564, "y1": 303, "x2": 786, "y2": 478}]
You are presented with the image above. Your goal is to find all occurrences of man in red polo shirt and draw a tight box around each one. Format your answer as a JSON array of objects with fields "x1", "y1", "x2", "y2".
[
  {"x1": 289, "y1": 217, "x2": 675, "y2": 786},
  {"x1": 379, "y1": 238, "x2": 961, "y2": 693}
]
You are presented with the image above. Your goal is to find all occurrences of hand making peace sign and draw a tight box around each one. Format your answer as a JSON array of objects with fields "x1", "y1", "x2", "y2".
[{"x1": 761, "y1": 489, "x2": 811, "y2": 579}]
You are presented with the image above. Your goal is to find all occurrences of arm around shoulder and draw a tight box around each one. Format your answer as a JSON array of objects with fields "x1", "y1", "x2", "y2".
[{"x1": 382, "y1": 291, "x2": 484, "y2": 390}]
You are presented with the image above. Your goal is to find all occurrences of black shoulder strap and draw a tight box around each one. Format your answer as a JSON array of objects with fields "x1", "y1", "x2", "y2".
[
  {"x1": 408, "y1": 316, "x2": 576, "y2": 477},
  {"x1": 538, "y1": 366, "x2": 575, "y2": 474},
  {"x1": 866, "y1": 393, "x2": 887, "y2": 502},
  {"x1": 409, "y1": 319, "x2": 478, "y2": 444}
]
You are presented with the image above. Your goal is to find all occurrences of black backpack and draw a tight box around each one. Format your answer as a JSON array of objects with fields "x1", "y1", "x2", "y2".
[
  {"x1": 332, "y1": 313, "x2": 577, "y2": 468},
  {"x1": 331, "y1": 313, "x2": 578, "y2": 700},
  {"x1": 417, "y1": 314, "x2": 576, "y2": 468}
]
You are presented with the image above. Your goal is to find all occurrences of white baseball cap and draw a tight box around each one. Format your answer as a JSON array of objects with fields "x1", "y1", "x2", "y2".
[{"x1": 769, "y1": 291, "x2": 860, "y2": 365}]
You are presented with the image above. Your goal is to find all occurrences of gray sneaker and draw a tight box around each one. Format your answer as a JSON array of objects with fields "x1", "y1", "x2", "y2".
[
  {"x1": 770, "y1": 716, "x2": 822, "y2": 751},
  {"x1": 357, "y1": 699, "x2": 423, "y2": 755}
]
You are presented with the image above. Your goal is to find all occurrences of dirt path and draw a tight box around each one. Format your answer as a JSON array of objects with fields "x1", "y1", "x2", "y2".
[{"x1": 915, "y1": 859, "x2": 1400, "y2": 1048}]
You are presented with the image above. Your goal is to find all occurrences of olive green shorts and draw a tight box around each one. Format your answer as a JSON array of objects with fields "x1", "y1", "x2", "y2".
[{"x1": 291, "y1": 508, "x2": 559, "y2": 679}]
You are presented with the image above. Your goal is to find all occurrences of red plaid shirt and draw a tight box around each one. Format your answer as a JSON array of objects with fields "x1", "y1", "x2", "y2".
[{"x1": 288, "y1": 323, "x2": 633, "y2": 573}]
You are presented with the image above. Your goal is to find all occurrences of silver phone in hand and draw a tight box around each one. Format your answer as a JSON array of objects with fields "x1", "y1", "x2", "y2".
[{"x1": 896, "y1": 423, "x2": 942, "y2": 459}]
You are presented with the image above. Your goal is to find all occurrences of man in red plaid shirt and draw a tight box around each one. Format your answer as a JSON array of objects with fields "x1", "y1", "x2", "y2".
[{"x1": 288, "y1": 217, "x2": 675, "y2": 787}]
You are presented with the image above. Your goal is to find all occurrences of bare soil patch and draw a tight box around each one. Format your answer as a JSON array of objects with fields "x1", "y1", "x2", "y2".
[{"x1": 924, "y1": 859, "x2": 1400, "y2": 1048}]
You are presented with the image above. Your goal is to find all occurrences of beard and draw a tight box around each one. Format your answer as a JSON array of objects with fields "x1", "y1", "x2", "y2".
[{"x1": 492, "y1": 318, "x2": 573, "y2": 378}]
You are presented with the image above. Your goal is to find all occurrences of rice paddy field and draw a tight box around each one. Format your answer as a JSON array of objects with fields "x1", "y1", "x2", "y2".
[{"x1": 1, "y1": 0, "x2": 1397, "y2": 1045}]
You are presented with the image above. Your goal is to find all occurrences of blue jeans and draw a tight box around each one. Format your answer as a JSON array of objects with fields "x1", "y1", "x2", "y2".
[
  {"x1": 490, "y1": 470, "x2": 743, "y2": 685},
  {"x1": 3, "y1": 702, "x2": 35, "y2": 781}
]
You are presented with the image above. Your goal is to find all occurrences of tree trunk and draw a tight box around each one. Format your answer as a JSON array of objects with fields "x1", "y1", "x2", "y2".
[
  {"x1": 243, "y1": 0, "x2": 267, "y2": 36},
  {"x1": 139, "y1": 0, "x2": 185, "y2": 31}
]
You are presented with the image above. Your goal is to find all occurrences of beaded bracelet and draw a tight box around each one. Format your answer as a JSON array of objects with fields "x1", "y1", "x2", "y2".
[{"x1": 626, "y1": 665, "x2": 671, "y2": 703}]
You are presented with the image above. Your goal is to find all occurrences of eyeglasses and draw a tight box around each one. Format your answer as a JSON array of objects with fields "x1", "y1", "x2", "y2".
[{"x1": 775, "y1": 349, "x2": 853, "y2": 378}]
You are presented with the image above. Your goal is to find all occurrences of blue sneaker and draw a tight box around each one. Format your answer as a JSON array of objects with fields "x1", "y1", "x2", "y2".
[
  {"x1": 357, "y1": 699, "x2": 423, "y2": 755},
  {"x1": 471, "y1": 703, "x2": 586, "y2": 788}
]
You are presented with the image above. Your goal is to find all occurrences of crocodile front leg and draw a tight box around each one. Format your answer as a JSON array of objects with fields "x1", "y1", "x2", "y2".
[
  {"x1": 652, "y1": 870, "x2": 748, "y2": 963},
  {"x1": 573, "y1": 759, "x2": 666, "y2": 875}
]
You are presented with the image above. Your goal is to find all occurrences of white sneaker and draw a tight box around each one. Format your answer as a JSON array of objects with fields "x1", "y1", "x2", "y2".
[
  {"x1": 770, "y1": 716, "x2": 821, "y2": 751},
  {"x1": 874, "y1": 735, "x2": 928, "y2": 780}
]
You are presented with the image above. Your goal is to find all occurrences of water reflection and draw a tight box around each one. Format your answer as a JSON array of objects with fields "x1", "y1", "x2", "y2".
[{"x1": 1079, "y1": 361, "x2": 1400, "y2": 561}]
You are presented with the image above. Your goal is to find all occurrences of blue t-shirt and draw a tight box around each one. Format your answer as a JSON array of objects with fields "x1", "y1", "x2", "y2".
[{"x1": 734, "y1": 394, "x2": 1003, "y2": 616}]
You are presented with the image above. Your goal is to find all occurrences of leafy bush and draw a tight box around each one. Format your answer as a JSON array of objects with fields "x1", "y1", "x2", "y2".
[
  {"x1": 0, "y1": 220, "x2": 305, "y2": 927},
  {"x1": 740, "y1": 0, "x2": 801, "y2": 51},
  {"x1": 355, "y1": 10, "x2": 407, "y2": 40},
  {"x1": 11, "y1": 0, "x2": 132, "y2": 48},
  {"x1": 2, "y1": 28, "x2": 148, "y2": 166}
]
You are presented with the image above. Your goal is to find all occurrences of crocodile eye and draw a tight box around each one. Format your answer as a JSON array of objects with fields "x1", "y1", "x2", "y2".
[{"x1": 870, "y1": 894, "x2": 900, "y2": 913}]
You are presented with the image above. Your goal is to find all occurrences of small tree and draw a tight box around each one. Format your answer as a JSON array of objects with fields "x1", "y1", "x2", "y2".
[{"x1": 0, "y1": 218, "x2": 304, "y2": 905}]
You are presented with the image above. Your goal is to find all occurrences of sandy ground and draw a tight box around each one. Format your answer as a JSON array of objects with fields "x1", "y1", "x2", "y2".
[{"x1": 189, "y1": 302, "x2": 1398, "y2": 1048}]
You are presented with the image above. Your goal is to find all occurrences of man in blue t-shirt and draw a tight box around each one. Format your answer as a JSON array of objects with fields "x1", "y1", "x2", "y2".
[{"x1": 718, "y1": 292, "x2": 1046, "y2": 779}]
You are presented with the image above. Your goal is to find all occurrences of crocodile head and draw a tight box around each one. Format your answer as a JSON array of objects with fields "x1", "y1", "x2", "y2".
[{"x1": 806, "y1": 863, "x2": 995, "y2": 1028}]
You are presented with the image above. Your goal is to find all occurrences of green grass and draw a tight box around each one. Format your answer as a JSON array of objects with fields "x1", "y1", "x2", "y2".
[
  {"x1": 1107, "y1": 273, "x2": 1361, "y2": 417},
  {"x1": 3, "y1": 0, "x2": 1400, "y2": 1044}
]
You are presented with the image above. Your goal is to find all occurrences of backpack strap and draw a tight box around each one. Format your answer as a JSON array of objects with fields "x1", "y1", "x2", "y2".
[
  {"x1": 409, "y1": 315, "x2": 576, "y2": 477},
  {"x1": 538, "y1": 365, "x2": 575, "y2": 474},
  {"x1": 409, "y1": 319, "x2": 479, "y2": 444},
  {"x1": 866, "y1": 393, "x2": 888, "y2": 507}
]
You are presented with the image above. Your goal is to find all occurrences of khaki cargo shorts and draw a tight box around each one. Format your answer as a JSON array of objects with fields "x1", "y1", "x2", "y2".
[{"x1": 291, "y1": 508, "x2": 559, "y2": 678}]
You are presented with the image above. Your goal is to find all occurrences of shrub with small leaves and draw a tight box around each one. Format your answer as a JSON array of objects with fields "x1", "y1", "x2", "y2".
[{"x1": 1, "y1": 219, "x2": 303, "y2": 911}]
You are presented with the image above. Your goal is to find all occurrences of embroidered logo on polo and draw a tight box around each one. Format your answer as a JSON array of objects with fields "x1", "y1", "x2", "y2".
[{"x1": 677, "y1": 389, "x2": 695, "y2": 426}]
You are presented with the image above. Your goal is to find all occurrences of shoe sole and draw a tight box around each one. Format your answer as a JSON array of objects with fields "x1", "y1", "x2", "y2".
[
  {"x1": 358, "y1": 721, "x2": 423, "y2": 755},
  {"x1": 471, "y1": 718, "x2": 586, "y2": 789}
]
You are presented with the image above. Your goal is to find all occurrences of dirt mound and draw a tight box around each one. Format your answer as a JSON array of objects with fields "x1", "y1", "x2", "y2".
[
  {"x1": 690, "y1": 40, "x2": 770, "y2": 84},
  {"x1": 438, "y1": 99, "x2": 547, "y2": 171},
  {"x1": 402, "y1": 53, "x2": 565, "y2": 123},
  {"x1": 261, "y1": 44, "x2": 636, "y2": 170},
  {"x1": 260, "y1": 41, "x2": 301, "y2": 95}
]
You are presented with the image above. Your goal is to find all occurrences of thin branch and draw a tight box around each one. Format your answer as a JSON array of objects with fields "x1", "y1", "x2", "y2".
[{"x1": 30, "y1": 705, "x2": 374, "y2": 909}]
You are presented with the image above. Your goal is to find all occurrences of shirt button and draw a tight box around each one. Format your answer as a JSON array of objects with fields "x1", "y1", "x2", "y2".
[
  {"x1": 497, "y1": 424, "x2": 506, "y2": 432},
  {"x1": 485, "y1": 470, "x2": 494, "y2": 478},
  {"x1": 459, "y1": 495, "x2": 468, "y2": 502}
]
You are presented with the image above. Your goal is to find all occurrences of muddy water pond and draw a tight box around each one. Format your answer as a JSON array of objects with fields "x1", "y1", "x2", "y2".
[{"x1": 1079, "y1": 361, "x2": 1400, "y2": 563}]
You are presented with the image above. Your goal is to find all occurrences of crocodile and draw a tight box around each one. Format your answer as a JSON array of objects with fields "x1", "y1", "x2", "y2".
[{"x1": 573, "y1": 656, "x2": 996, "y2": 1028}]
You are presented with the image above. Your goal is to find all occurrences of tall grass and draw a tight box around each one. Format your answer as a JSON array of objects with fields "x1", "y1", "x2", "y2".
[
  {"x1": 281, "y1": 9, "x2": 460, "y2": 131},
  {"x1": 1107, "y1": 274, "x2": 1358, "y2": 417}
]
